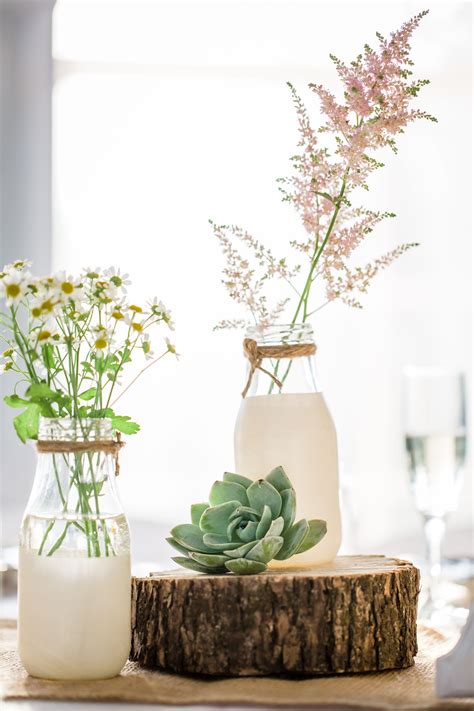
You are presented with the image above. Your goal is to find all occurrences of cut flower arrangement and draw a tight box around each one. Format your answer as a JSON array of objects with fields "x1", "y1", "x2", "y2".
[
  {"x1": 212, "y1": 11, "x2": 436, "y2": 389},
  {"x1": 0, "y1": 259, "x2": 176, "y2": 557}
]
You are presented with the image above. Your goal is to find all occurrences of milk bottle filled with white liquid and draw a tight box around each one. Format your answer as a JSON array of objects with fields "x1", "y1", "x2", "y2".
[
  {"x1": 18, "y1": 417, "x2": 131, "y2": 680},
  {"x1": 234, "y1": 324, "x2": 341, "y2": 565}
]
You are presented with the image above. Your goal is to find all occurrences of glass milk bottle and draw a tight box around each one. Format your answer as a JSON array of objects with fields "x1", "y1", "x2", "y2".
[
  {"x1": 18, "y1": 417, "x2": 131, "y2": 680},
  {"x1": 234, "y1": 323, "x2": 341, "y2": 565}
]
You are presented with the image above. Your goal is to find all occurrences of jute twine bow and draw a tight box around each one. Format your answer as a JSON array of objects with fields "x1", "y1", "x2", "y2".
[
  {"x1": 242, "y1": 337, "x2": 317, "y2": 398},
  {"x1": 36, "y1": 432, "x2": 125, "y2": 476}
]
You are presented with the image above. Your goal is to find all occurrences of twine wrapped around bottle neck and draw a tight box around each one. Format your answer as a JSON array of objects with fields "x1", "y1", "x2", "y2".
[
  {"x1": 36, "y1": 433, "x2": 125, "y2": 476},
  {"x1": 241, "y1": 337, "x2": 317, "y2": 398}
]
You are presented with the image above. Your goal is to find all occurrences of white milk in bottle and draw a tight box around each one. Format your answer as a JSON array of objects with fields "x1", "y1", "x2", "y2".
[{"x1": 234, "y1": 324, "x2": 341, "y2": 565}]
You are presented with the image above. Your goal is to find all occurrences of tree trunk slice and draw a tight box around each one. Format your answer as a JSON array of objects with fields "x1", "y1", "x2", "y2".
[{"x1": 130, "y1": 555, "x2": 420, "y2": 677}]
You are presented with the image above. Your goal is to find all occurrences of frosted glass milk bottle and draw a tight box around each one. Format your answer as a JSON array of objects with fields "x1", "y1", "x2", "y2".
[
  {"x1": 18, "y1": 417, "x2": 131, "y2": 680},
  {"x1": 234, "y1": 324, "x2": 341, "y2": 565}
]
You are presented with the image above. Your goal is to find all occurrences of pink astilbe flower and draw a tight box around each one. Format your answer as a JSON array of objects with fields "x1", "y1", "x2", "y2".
[{"x1": 214, "y1": 10, "x2": 435, "y2": 328}]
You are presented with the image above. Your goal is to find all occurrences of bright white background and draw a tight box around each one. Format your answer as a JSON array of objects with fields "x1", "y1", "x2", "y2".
[{"x1": 51, "y1": 0, "x2": 472, "y2": 556}]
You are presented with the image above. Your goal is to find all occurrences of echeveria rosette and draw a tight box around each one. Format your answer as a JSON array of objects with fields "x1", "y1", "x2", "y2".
[{"x1": 167, "y1": 466, "x2": 327, "y2": 575}]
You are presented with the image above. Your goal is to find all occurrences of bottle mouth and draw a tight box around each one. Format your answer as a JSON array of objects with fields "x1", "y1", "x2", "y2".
[
  {"x1": 38, "y1": 417, "x2": 114, "y2": 442},
  {"x1": 245, "y1": 322, "x2": 314, "y2": 346}
]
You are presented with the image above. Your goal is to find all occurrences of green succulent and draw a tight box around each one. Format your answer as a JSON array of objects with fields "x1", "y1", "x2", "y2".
[{"x1": 167, "y1": 466, "x2": 327, "y2": 575}]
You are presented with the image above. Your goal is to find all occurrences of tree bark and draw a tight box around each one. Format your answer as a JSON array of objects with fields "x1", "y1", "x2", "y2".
[{"x1": 130, "y1": 555, "x2": 419, "y2": 677}]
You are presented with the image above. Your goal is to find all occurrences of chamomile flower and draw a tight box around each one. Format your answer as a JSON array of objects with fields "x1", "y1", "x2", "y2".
[
  {"x1": 141, "y1": 334, "x2": 154, "y2": 360},
  {"x1": 28, "y1": 327, "x2": 60, "y2": 346},
  {"x1": 148, "y1": 297, "x2": 175, "y2": 330},
  {"x1": 0, "y1": 269, "x2": 27, "y2": 306},
  {"x1": 0, "y1": 360, "x2": 15, "y2": 374},
  {"x1": 54, "y1": 271, "x2": 84, "y2": 301},
  {"x1": 128, "y1": 304, "x2": 143, "y2": 314},
  {"x1": 2, "y1": 259, "x2": 32, "y2": 273},
  {"x1": 104, "y1": 267, "x2": 131, "y2": 293},
  {"x1": 165, "y1": 337, "x2": 178, "y2": 356},
  {"x1": 92, "y1": 327, "x2": 112, "y2": 355}
]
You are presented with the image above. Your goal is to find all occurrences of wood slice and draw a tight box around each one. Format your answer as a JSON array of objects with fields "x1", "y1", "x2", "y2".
[{"x1": 130, "y1": 555, "x2": 420, "y2": 677}]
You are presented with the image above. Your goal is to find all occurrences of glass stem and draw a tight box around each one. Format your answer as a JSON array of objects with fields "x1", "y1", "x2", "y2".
[{"x1": 423, "y1": 514, "x2": 445, "y2": 605}]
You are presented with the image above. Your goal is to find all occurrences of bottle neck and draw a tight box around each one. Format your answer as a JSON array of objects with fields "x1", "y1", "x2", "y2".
[
  {"x1": 26, "y1": 417, "x2": 124, "y2": 519},
  {"x1": 244, "y1": 323, "x2": 320, "y2": 396}
]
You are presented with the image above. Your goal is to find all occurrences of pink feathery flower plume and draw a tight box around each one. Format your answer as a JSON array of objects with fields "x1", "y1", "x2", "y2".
[{"x1": 213, "y1": 10, "x2": 436, "y2": 327}]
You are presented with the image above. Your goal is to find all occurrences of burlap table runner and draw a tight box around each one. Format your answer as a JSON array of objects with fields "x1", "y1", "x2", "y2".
[{"x1": 1, "y1": 619, "x2": 472, "y2": 710}]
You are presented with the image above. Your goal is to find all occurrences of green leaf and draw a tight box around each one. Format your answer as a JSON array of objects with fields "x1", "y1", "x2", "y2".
[
  {"x1": 41, "y1": 344, "x2": 56, "y2": 370},
  {"x1": 166, "y1": 537, "x2": 191, "y2": 556},
  {"x1": 191, "y1": 502, "x2": 208, "y2": 526},
  {"x1": 280, "y1": 488, "x2": 296, "y2": 531},
  {"x1": 236, "y1": 520, "x2": 258, "y2": 542},
  {"x1": 266, "y1": 516, "x2": 285, "y2": 537},
  {"x1": 111, "y1": 415, "x2": 140, "y2": 435},
  {"x1": 13, "y1": 403, "x2": 41, "y2": 443},
  {"x1": 79, "y1": 387, "x2": 97, "y2": 402},
  {"x1": 4, "y1": 394, "x2": 30, "y2": 409},
  {"x1": 225, "y1": 558, "x2": 267, "y2": 575},
  {"x1": 223, "y1": 471, "x2": 253, "y2": 489},
  {"x1": 265, "y1": 466, "x2": 292, "y2": 493},
  {"x1": 255, "y1": 505, "x2": 272, "y2": 538},
  {"x1": 200, "y1": 501, "x2": 241, "y2": 535},
  {"x1": 172, "y1": 556, "x2": 220, "y2": 574},
  {"x1": 229, "y1": 506, "x2": 260, "y2": 522},
  {"x1": 247, "y1": 479, "x2": 282, "y2": 518},
  {"x1": 295, "y1": 519, "x2": 327, "y2": 555},
  {"x1": 170, "y1": 524, "x2": 215, "y2": 553},
  {"x1": 202, "y1": 533, "x2": 243, "y2": 551},
  {"x1": 223, "y1": 541, "x2": 257, "y2": 559},
  {"x1": 189, "y1": 552, "x2": 229, "y2": 568},
  {"x1": 26, "y1": 383, "x2": 58, "y2": 401},
  {"x1": 209, "y1": 481, "x2": 248, "y2": 507},
  {"x1": 247, "y1": 535, "x2": 284, "y2": 563},
  {"x1": 274, "y1": 519, "x2": 309, "y2": 560}
]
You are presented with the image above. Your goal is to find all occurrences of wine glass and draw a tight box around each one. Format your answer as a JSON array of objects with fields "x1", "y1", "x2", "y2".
[{"x1": 403, "y1": 367, "x2": 467, "y2": 621}]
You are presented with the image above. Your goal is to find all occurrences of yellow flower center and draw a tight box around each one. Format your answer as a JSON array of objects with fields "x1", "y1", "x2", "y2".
[
  {"x1": 41, "y1": 299, "x2": 55, "y2": 313},
  {"x1": 129, "y1": 305, "x2": 142, "y2": 313},
  {"x1": 131, "y1": 322, "x2": 143, "y2": 332},
  {"x1": 38, "y1": 330, "x2": 52, "y2": 341},
  {"x1": 6, "y1": 283, "x2": 21, "y2": 298},
  {"x1": 61, "y1": 281, "x2": 74, "y2": 294},
  {"x1": 31, "y1": 307, "x2": 41, "y2": 318},
  {"x1": 95, "y1": 338, "x2": 107, "y2": 350},
  {"x1": 111, "y1": 311, "x2": 124, "y2": 320}
]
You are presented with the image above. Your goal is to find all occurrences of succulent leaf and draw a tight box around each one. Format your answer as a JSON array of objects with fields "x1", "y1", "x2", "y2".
[
  {"x1": 166, "y1": 536, "x2": 192, "y2": 556},
  {"x1": 172, "y1": 556, "x2": 223, "y2": 574},
  {"x1": 191, "y1": 502, "x2": 208, "y2": 526},
  {"x1": 227, "y1": 518, "x2": 242, "y2": 540},
  {"x1": 295, "y1": 519, "x2": 327, "y2": 554},
  {"x1": 200, "y1": 500, "x2": 242, "y2": 534},
  {"x1": 223, "y1": 471, "x2": 253, "y2": 489},
  {"x1": 209, "y1": 480, "x2": 249, "y2": 507},
  {"x1": 202, "y1": 533, "x2": 243, "y2": 550},
  {"x1": 255, "y1": 504, "x2": 273, "y2": 538},
  {"x1": 229, "y1": 506, "x2": 260, "y2": 522},
  {"x1": 280, "y1": 488, "x2": 296, "y2": 531},
  {"x1": 274, "y1": 519, "x2": 309, "y2": 560},
  {"x1": 266, "y1": 465, "x2": 292, "y2": 493},
  {"x1": 266, "y1": 516, "x2": 285, "y2": 537},
  {"x1": 247, "y1": 479, "x2": 282, "y2": 518},
  {"x1": 236, "y1": 520, "x2": 259, "y2": 542},
  {"x1": 225, "y1": 558, "x2": 267, "y2": 575},
  {"x1": 171, "y1": 524, "x2": 215, "y2": 553},
  {"x1": 223, "y1": 541, "x2": 257, "y2": 559},
  {"x1": 190, "y1": 552, "x2": 229, "y2": 568},
  {"x1": 247, "y1": 535, "x2": 284, "y2": 563}
]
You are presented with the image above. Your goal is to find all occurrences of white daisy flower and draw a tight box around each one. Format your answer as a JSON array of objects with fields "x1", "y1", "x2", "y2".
[
  {"x1": 92, "y1": 327, "x2": 113, "y2": 355},
  {"x1": 0, "y1": 360, "x2": 15, "y2": 374},
  {"x1": 104, "y1": 267, "x2": 131, "y2": 293},
  {"x1": 165, "y1": 337, "x2": 178, "y2": 356},
  {"x1": 0, "y1": 270, "x2": 27, "y2": 306},
  {"x1": 141, "y1": 334, "x2": 154, "y2": 360},
  {"x1": 148, "y1": 297, "x2": 175, "y2": 330},
  {"x1": 54, "y1": 271, "x2": 84, "y2": 301}
]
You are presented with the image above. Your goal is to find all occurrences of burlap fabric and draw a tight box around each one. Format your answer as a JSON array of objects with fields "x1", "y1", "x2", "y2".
[{"x1": 1, "y1": 619, "x2": 472, "y2": 709}]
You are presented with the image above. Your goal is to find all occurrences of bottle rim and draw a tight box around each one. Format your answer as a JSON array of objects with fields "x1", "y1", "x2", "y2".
[
  {"x1": 38, "y1": 417, "x2": 114, "y2": 442},
  {"x1": 245, "y1": 322, "x2": 314, "y2": 346}
]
